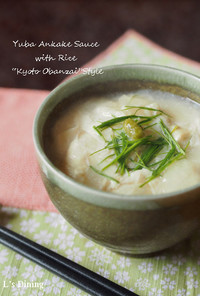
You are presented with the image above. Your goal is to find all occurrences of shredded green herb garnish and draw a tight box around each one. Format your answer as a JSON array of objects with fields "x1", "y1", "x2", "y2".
[
  {"x1": 123, "y1": 105, "x2": 170, "y2": 117},
  {"x1": 134, "y1": 137, "x2": 166, "y2": 171},
  {"x1": 159, "y1": 119, "x2": 185, "y2": 155},
  {"x1": 102, "y1": 136, "x2": 152, "y2": 172},
  {"x1": 90, "y1": 105, "x2": 188, "y2": 187},
  {"x1": 90, "y1": 165, "x2": 119, "y2": 183},
  {"x1": 95, "y1": 114, "x2": 159, "y2": 130}
]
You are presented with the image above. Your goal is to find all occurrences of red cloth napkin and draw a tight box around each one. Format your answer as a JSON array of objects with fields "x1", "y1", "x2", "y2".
[{"x1": 0, "y1": 88, "x2": 57, "y2": 211}]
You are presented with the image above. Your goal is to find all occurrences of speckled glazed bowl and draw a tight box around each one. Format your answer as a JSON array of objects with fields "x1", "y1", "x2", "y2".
[{"x1": 33, "y1": 64, "x2": 200, "y2": 255}]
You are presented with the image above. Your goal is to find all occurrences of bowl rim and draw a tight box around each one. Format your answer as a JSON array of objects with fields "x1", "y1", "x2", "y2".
[{"x1": 33, "y1": 63, "x2": 200, "y2": 208}]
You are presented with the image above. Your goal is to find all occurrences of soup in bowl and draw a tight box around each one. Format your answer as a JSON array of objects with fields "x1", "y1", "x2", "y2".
[{"x1": 33, "y1": 64, "x2": 200, "y2": 255}]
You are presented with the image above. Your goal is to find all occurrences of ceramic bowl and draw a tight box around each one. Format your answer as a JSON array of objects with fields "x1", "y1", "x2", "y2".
[{"x1": 33, "y1": 64, "x2": 200, "y2": 255}]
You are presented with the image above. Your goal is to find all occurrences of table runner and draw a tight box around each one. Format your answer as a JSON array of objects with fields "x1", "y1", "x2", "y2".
[
  {"x1": 0, "y1": 29, "x2": 200, "y2": 296},
  {"x1": 1, "y1": 206, "x2": 200, "y2": 296}
]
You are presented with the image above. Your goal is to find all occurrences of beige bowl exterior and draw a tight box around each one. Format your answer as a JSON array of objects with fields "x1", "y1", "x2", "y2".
[{"x1": 33, "y1": 64, "x2": 200, "y2": 255}]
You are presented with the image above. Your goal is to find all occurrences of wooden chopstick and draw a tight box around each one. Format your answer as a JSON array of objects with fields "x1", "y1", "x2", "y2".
[{"x1": 0, "y1": 226, "x2": 139, "y2": 296}]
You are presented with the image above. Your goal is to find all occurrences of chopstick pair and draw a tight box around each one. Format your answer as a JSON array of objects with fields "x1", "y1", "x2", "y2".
[{"x1": 0, "y1": 226, "x2": 139, "y2": 296}]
